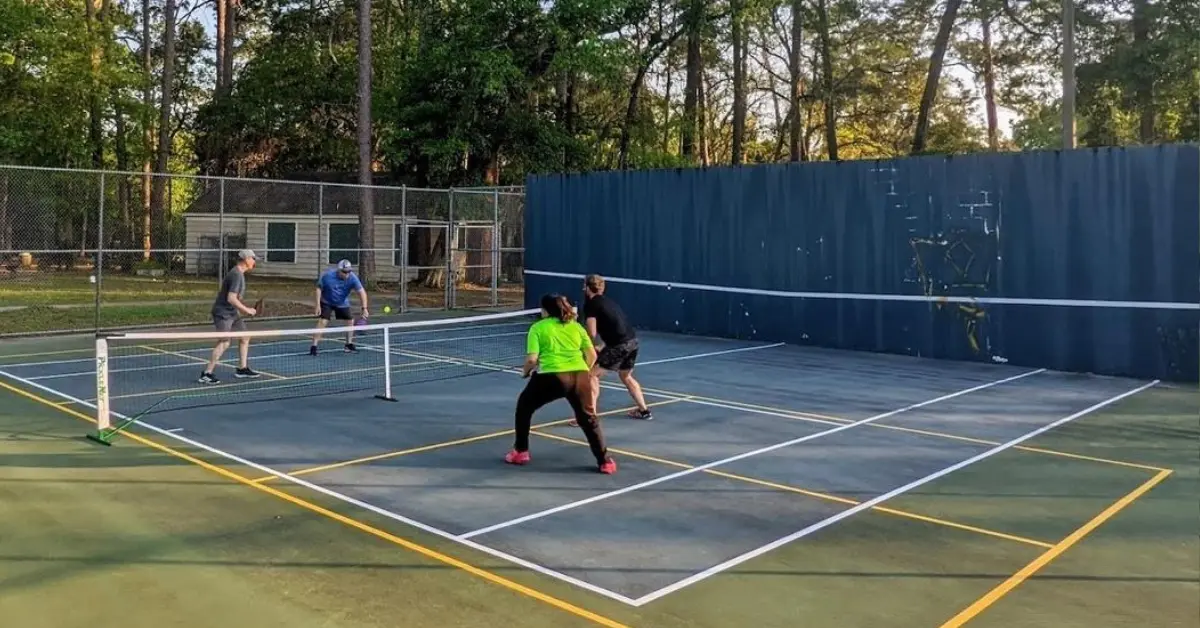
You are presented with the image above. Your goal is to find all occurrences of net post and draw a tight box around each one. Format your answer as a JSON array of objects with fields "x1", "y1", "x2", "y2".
[
  {"x1": 375, "y1": 326, "x2": 397, "y2": 402},
  {"x1": 86, "y1": 335, "x2": 114, "y2": 446}
]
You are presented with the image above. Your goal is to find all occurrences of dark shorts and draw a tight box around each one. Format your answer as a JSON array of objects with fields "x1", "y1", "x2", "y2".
[
  {"x1": 596, "y1": 339, "x2": 639, "y2": 372},
  {"x1": 212, "y1": 314, "x2": 246, "y2": 333},
  {"x1": 320, "y1": 303, "x2": 353, "y2": 321}
]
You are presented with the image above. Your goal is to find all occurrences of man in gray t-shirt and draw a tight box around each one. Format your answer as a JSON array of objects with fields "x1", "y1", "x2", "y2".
[{"x1": 200, "y1": 249, "x2": 261, "y2": 385}]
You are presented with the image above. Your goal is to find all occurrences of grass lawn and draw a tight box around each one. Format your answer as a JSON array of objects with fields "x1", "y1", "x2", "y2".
[{"x1": 0, "y1": 271, "x2": 524, "y2": 336}]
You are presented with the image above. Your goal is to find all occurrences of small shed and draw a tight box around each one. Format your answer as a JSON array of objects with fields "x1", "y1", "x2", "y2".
[{"x1": 182, "y1": 180, "x2": 508, "y2": 285}]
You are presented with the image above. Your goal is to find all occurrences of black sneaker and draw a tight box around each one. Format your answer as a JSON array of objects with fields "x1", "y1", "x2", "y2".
[
  {"x1": 234, "y1": 367, "x2": 260, "y2": 378},
  {"x1": 635, "y1": 408, "x2": 653, "y2": 420},
  {"x1": 309, "y1": 345, "x2": 318, "y2": 356},
  {"x1": 198, "y1": 372, "x2": 219, "y2": 385},
  {"x1": 344, "y1": 343, "x2": 358, "y2": 353}
]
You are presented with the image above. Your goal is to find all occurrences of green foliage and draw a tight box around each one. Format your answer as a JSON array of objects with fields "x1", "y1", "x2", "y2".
[{"x1": 2, "y1": 0, "x2": 1194, "y2": 192}]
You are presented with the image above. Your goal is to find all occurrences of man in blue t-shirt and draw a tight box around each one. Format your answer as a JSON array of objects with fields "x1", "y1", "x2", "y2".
[{"x1": 309, "y1": 259, "x2": 369, "y2": 354}]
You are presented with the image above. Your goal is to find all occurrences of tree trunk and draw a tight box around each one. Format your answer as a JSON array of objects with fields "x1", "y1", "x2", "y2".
[
  {"x1": 618, "y1": 26, "x2": 688, "y2": 169},
  {"x1": 660, "y1": 0, "x2": 673, "y2": 154},
  {"x1": 1131, "y1": 0, "x2": 1154, "y2": 142},
  {"x1": 85, "y1": 0, "x2": 105, "y2": 169},
  {"x1": 141, "y1": 0, "x2": 152, "y2": 260},
  {"x1": 981, "y1": 17, "x2": 999, "y2": 150},
  {"x1": 789, "y1": 0, "x2": 805, "y2": 161},
  {"x1": 216, "y1": 0, "x2": 226, "y2": 91},
  {"x1": 764, "y1": 33, "x2": 786, "y2": 160},
  {"x1": 356, "y1": 0, "x2": 376, "y2": 286},
  {"x1": 114, "y1": 99, "x2": 133, "y2": 247},
  {"x1": 223, "y1": 0, "x2": 236, "y2": 94},
  {"x1": 681, "y1": 1, "x2": 702, "y2": 160},
  {"x1": 815, "y1": 0, "x2": 838, "y2": 160},
  {"x1": 731, "y1": 0, "x2": 746, "y2": 165},
  {"x1": 698, "y1": 54, "x2": 710, "y2": 165},
  {"x1": 911, "y1": 0, "x2": 963, "y2": 154},
  {"x1": 619, "y1": 65, "x2": 651, "y2": 170},
  {"x1": 150, "y1": 0, "x2": 177, "y2": 259}
]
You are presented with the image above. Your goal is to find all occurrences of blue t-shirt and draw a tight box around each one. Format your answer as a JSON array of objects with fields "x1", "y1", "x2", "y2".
[{"x1": 316, "y1": 269, "x2": 363, "y2": 307}]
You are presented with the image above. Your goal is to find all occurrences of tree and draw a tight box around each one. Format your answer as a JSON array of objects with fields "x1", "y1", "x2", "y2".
[{"x1": 357, "y1": 0, "x2": 375, "y2": 286}]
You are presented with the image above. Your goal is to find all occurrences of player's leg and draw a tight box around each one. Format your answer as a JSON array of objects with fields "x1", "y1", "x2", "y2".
[
  {"x1": 201, "y1": 316, "x2": 232, "y2": 383},
  {"x1": 564, "y1": 371, "x2": 615, "y2": 473},
  {"x1": 619, "y1": 343, "x2": 651, "y2": 419},
  {"x1": 231, "y1": 318, "x2": 259, "y2": 378},
  {"x1": 507, "y1": 372, "x2": 566, "y2": 464},
  {"x1": 310, "y1": 304, "x2": 333, "y2": 355},
  {"x1": 336, "y1": 306, "x2": 357, "y2": 352},
  {"x1": 569, "y1": 344, "x2": 616, "y2": 427}
]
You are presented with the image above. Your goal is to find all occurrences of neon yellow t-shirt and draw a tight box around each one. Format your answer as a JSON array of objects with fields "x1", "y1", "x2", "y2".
[{"x1": 526, "y1": 317, "x2": 593, "y2": 373}]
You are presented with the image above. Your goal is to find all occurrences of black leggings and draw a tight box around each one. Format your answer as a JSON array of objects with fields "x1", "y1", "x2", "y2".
[{"x1": 514, "y1": 371, "x2": 608, "y2": 464}]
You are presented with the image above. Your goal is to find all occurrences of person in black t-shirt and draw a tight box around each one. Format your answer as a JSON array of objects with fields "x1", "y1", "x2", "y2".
[{"x1": 579, "y1": 273, "x2": 652, "y2": 420}]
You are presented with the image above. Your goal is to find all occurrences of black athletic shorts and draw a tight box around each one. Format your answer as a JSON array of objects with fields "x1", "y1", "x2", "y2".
[
  {"x1": 596, "y1": 339, "x2": 639, "y2": 372},
  {"x1": 320, "y1": 303, "x2": 353, "y2": 321},
  {"x1": 212, "y1": 314, "x2": 246, "y2": 332}
]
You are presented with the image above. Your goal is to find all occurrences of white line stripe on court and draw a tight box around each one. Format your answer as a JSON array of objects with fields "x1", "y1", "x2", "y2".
[
  {"x1": 0, "y1": 368, "x2": 642, "y2": 608},
  {"x1": 525, "y1": 270, "x2": 1200, "y2": 310},
  {"x1": 456, "y1": 368, "x2": 1047, "y2": 540},
  {"x1": 637, "y1": 342, "x2": 785, "y2": 366},
  {"x1": 630, "y1": 377, "x2": 1161, "y2": 606}
]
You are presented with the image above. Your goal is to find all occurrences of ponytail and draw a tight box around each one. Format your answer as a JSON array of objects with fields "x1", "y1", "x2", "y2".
[
  {"x1": 539, "y1": 293, "x2": 577, "y2": 324},
  {"x1": 556, "y1": 295, "x2": 576, "y2": 323}
]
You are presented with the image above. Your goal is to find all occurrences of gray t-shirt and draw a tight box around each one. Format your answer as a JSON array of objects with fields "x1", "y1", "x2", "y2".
[{"x1": 212, "y1": 267, "x2": 246, "y2": 319}]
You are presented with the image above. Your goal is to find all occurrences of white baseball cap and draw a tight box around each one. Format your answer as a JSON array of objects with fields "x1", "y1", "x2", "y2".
[{"x1": 337, "y1": 259, "x2": 353, "y2": 271}]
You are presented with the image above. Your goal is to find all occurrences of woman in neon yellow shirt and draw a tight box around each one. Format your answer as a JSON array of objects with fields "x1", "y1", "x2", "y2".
[{"x1": 506, "y1": 293, "x2": 617, "y2": 474}]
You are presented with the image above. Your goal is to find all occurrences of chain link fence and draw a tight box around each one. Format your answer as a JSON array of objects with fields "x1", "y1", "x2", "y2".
[{"x1": 0, "y1": 165, "x2": 525, "y2": 337}]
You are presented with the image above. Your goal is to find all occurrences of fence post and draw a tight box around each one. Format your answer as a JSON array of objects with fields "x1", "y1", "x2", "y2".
[
  {"x1": 317, "y1": 183, "x2": 325, "y2": 278},
  {"x1": 491, "y1": 189, "x2": 500, "y2": 307},
  {"x1": 218, "y1": 177, "x2": 225, "y2": 285},
  {"x1": 95, "y1": 172, "x2": 105, "y2": 332},
  {"x1": 400, "y1": 186, "x2": 408, "y2": 313},
  {"x1": 446, "y1": 188, "x2": 454, "y2": 310}
]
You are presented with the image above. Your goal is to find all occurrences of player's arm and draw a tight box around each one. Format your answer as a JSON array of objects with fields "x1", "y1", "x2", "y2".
[
  {"x1": 585, "y1": 317, "x2": 601, "y2": 348},
  {"x1": 579, "y1": 325, "x2": 596, "y2": 368},
  {"x1": 226, "y1": 274, "x2": 255, "y2": 316},
  {"x1": 227, "y1": 292, "x2": 255, "y2": 317},
  {"x1": 522, "y1": 329, "x2": 539, "y2": 378},
  {"x1": 354, "y1": 275, "x2": 369, "y2": 317},
  {"x1": 313, "y1": 277, "x2": 323, "y2": 315}
]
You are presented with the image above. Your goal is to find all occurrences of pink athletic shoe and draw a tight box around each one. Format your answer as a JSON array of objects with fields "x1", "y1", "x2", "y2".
[
  {"x1": 505, "y1": 450, "x2": 531, "y2": 465},
  {"x1": 599, "y1": 458, "x2": 617, "y2": 474}
]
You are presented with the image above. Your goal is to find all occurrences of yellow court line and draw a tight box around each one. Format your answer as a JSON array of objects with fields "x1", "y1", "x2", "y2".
[
  {"x1": 938, "y1": 468, "x2": 1174, "y2": 627},
  {"x1": 139, "y1": 343, "x2": 287, "y2": 380},
  {"x1": 642, "y1": 384, "x2": 1168, "y2": 473},
  {"x1": 0, "y1": 378, "x2": 631, "y2": 628},
  {"x1": 253, "y1": 398, "x2": 687, "y2": 484},
  {"x1": 531, "y1": 431, "x2": 1055, "y2": 550}
]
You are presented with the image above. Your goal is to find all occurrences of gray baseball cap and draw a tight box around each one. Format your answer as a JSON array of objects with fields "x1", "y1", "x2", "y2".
[
  {"x1": 238, "y1": 249, "x2": 258, "y2": 260},
  {"x1": 336, "y1": 259, "x2": 353, "y2": 271}
]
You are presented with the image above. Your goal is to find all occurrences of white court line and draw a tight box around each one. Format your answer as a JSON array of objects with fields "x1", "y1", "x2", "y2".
[
  {"x1": 631, "y1": 377, "x2": 1162, "y2": 605},
  {"x1": 24, "y1": 350, "x2": 319, "y2": 380},
  {"x1": 0, "y1": 368, "x2": 642, "y2": 607},
  {"x1": 457, "y1": 368, "x2": 1046, "y2": 540},
  {"x1": 636, "y1": 342, "x2": 785, "y2": 366}
]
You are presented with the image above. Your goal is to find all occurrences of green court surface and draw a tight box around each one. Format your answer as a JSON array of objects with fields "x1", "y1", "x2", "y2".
[{"x1": 1, "y1": 336, "x2": 1197, "y2": 627}]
